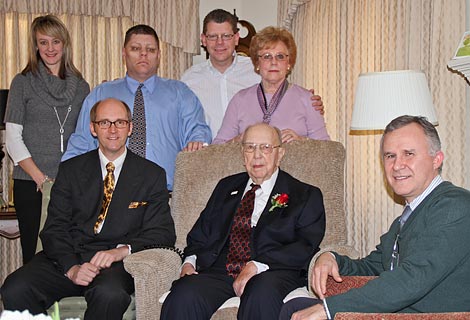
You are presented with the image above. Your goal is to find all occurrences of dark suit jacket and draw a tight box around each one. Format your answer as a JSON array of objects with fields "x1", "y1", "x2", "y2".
[
  {"x1": 185, "y1": 170, "x2": 325, "y2": 273},
  {"x1": 40, "y1": 149, "x2": 176, "y2": 273}
]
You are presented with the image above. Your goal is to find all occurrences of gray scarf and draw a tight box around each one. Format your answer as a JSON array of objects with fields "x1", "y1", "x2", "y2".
[{"x1": 28, "y1": 61, "x2": 80, "y2": 108}]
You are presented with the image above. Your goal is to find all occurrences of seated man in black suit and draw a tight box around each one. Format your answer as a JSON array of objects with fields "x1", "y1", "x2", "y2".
[
  {"x1": 1, "y1": 98, "x2": 176, "y2": 320},
  {"x1": 161, "y1": 123, "x2": 326, "y2": 320}
]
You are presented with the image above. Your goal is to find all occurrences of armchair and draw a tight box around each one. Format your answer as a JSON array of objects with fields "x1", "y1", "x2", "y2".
[
  {"x1": 124, "y1": 139, "x2": 358, "y2": 320},
  {"x1": 324, "y1": 276, "x2": 470, "y2": 319}
]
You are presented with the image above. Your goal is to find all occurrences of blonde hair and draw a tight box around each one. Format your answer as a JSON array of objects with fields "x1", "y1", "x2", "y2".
[
  {"x1": 249, "y1": 26, "x2": 297, "y2": 75},
  {"x1": 22, "y1": 15, "x2": 82, "y2": 79}
]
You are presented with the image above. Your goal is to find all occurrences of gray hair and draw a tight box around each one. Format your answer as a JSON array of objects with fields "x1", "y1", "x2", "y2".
[{"x1": 381, "y1": 115, "x2": 442, "y2": 172}]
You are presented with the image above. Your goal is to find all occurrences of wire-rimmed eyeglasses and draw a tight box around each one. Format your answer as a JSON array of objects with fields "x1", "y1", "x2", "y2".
[
  {"x1": 93, "y1": 119, "x2": 129, "y2": 129},
  {"x1": 205, "y1": 33, "x2": 234, "y2": 42},
  {"x1": 242, "y1": 143, "x2": 281, "y2": 154},
  {"x1": 258, "y1": 53, "x2": 289, "y2": 61}
]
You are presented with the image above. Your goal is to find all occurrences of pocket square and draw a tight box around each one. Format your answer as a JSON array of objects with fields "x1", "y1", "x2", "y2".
[{"x1": 128, "y1": 201, "x2": 148, "y2": 209}]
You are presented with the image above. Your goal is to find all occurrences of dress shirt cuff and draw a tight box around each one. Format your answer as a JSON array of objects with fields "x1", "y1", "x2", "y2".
[
  {"x1": 117, "y1": 244, "x2": 132, "y2": 255},
  {"x1": 182, "y1": 255, "x2": 197, "y2": 271},
  {"x1": 249, "y1": 260, "x2": 269, "y2": 274},
  {"x1": 5, "y1": 122, "x2": 31, "y2": 165},
  {"x1": 323, "y1": 299, "x2": 332, "y2": 320}
]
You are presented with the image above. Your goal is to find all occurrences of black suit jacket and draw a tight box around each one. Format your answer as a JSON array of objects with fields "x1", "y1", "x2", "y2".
[
  {"x1": 40, "y1": 149, "x2": 176, "y2": 273},
  {"x1": 185, "y1": 170, "x2": 325, "y2": 273}
]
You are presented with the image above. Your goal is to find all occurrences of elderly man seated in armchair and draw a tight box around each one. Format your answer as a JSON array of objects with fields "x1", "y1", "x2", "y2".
[{"x1": 161, "y1": 123, "x2": 326, "y2": 320}]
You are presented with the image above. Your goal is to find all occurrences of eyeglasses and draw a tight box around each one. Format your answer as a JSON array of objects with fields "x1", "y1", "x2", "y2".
[
  {"x1": 93, "y1": 119, "x2": 129, "y2": 129},
  {"x1": 390, "y1": 233, "x2": 400, "y2": 271},
  {"x1": 205, "y1": 33, "x2": 235, "y2": 42},
  {"x1": 258, "y1": 53, "x2": 289, "y2": 61},
  {"x1": 242, "y1": 143, "x2": 281, "y2": 154}
]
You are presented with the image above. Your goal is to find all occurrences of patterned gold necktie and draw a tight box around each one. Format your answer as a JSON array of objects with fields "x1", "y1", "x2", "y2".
[
  {"x1": 128, "y1": 83, "x2": 146, "y2": 157},
  {"x1": 94, "y1": 162, "x2": 115, "y2": 234},
  {"x1": 226, "y1": 183, "x2": 260, "y2": 278}
]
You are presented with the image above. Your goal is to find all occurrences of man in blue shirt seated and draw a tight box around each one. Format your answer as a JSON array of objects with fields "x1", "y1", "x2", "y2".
[{"x1": 63, "y1": 25, "x2": 212, "y2": 190}]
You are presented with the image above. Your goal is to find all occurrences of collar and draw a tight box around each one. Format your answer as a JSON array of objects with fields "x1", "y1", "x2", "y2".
[
  {"x1": 98, "y1": 148, "x2": 127, "y2": 175},
  {"x1": 246, "y1": 168, "x2": 280, "y2": 195},
  {"x1": 408, "y1": 175, "x2": 444, "y2": 210},
  {"x1": 208, "y1": 51, "x2": 238, "y2": 75},
  {"x1": 125, "y1": 73, "x2": 157, "y2": 94}
]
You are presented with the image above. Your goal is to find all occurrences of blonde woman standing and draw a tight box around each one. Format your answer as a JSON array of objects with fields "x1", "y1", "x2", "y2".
[{"x1": 5, "y1": 15, "x2": 89, "y2": 264}]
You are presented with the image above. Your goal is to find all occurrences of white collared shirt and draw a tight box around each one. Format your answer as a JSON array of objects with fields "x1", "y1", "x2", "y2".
[
  {"x1": 181, "y1": 54, "x2": 260, "y2": 137},
  {"x1": 98, "y1": 148, "x2": 127, "y2": 184},
  {"x1": 95, "y1": 148, "x2": 127, "y2": 234},
  {"x1": 183, "y1": 169, "x2": 280, "y2": 274},
  {"x1": 407, "y1": 175, "x2": 443, "y2": 211}
]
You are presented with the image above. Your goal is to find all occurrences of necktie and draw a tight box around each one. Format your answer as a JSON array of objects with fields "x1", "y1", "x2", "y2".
[
  {"x1": 226, "y1": 183, "x2": 261, "y2": 278},
  {"x1": 94, "y1": 162, "x2": 115, "y2": 234},
  {"x1": 128, "y1": 83, "x2": 146, "y2": 157},
  {"x1": 390, "y1": 205, "x2": 412, "y2": 270},
  {"x1": 399, "y1": 205, "x2": 412, "y2": 229}
]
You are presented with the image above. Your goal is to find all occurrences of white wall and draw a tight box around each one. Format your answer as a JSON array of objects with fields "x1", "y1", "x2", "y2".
[{"x1": 193, "y1": 0, "x2": 278, "y2": 65}]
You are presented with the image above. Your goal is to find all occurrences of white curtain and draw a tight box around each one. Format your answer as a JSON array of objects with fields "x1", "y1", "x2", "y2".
[
  {"x1": 279, "y1": 0, "x2": 468, "y2": 256},
  {"x1": 0, "y1": 0, "x2": 200, "y2": 205},
  {"x1": 0, "y1": 0, "x2": 200, "y2": 89}
]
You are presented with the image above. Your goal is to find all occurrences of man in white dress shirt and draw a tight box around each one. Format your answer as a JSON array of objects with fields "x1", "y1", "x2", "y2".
[{"x1": 181, "y1": 9, "x2": 324, "y2": 137}]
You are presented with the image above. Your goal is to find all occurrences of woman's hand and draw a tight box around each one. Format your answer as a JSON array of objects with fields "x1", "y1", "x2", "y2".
[
  {"x1": 18, "y1": 157, "x2": 49, "y2": 192},
  {"x1": 281, "y1": 129, "x2": 303, "y2": 144}
]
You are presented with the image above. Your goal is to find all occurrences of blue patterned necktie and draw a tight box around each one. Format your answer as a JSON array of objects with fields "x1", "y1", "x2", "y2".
[
  {"x1": 226, "y1": 183, "x2": 260, "y2": 278},
  {"x1": 399, "y1": 205, "x2": 412, "y2": 229},
  {"x1": 128, "y1": 83, "x2": 146, "y2": 157}
]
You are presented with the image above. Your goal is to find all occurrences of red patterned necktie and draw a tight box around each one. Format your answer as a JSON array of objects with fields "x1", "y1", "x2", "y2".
[
  {"x1": 94, "y1": 162, "x2": 115, "y2": 234},
  {"x1": 128, "y1": 83, "x2": 146, "y2": 157},
  {"x1": 226, "y1": 183, "x2": 261, "y2": 278}
]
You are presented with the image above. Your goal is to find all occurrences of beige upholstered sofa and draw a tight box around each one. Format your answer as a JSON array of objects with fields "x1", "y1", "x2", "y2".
[{"x1": 124, "y1": 139, "x2": 358, "y2": 319}]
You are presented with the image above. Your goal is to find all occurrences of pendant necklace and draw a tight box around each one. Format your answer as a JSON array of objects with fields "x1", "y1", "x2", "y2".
[{"x1": 53, "y1": 105, "x2": 72, "y2": 153}]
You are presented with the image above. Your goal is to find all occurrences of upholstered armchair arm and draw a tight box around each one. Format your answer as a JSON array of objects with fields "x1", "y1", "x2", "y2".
[
  {"x1": 335, "y1": 313, "x2": 470, "y2": 319},
  {"x1": 307, "y1": 245, "x2": 360, "y2": 296},
  {"x1": 124, "y1": 248, "x2": 181, "y2": 320},
  {"x1": 321, "y1": 276, "x2": 470, "y2": 319}
]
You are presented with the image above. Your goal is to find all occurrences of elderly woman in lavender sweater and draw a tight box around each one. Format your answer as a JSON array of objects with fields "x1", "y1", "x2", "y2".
[{"x1": 212, "y1": 26, "x2": 329, "y2": 145}]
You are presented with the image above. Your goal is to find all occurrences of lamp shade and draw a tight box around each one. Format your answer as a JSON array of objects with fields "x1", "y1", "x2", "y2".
[{"x1": 350, "y1": 70, "x2": 438, "y2": 131}]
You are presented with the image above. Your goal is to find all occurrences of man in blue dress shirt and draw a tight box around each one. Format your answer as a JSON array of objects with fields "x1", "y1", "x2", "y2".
[{"x1": 63, "y1": 25, "x2": 212, "y2": 190}]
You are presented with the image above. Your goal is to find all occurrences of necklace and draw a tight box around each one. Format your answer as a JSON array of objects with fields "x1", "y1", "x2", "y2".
[{"x1": 53, "y1": 105, "x2": 72, "y2": 153}]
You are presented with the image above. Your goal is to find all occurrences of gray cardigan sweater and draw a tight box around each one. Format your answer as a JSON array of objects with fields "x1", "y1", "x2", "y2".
[
  {"x1": 328, "y1": 181, "x2": 470, "y2": 316},
  {"x1": 5, "y1": 63, "x2": 89, "y2": 180}
]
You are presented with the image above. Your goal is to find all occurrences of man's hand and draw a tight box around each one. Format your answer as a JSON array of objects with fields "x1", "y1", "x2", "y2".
[
  {"x1": 180, "y1": 262, "x2": 198, "y2": 277},
  {"x1": 312, "y1": 252, "x2": 342, "y2": 299},
  {"x1": 291, "y1": 303, "x2": 327, "y2": 320},
  {"x1": 308, "y1": 89, "x2": 325, "y2": 115},
  {"x1": 281, "y1": 129, "x2": 302, "y2": 144},
  {"x1": 183, "y1": 141, "x2": 207, "y2": 152},
  {"x1": 233, "y1": 262, "x2": 257, "y2": 297},
  {"x1": 90, "y1": 246, "x2": 129, "y2": 269},
  {"x1": 66, "y1": 263, "x2": 99, "y2": 286}
]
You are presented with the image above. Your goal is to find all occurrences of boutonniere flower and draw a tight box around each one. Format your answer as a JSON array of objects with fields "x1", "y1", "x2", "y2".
[{"x1": 269, "y1": 193, "x2": 289, "y2": 212}]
